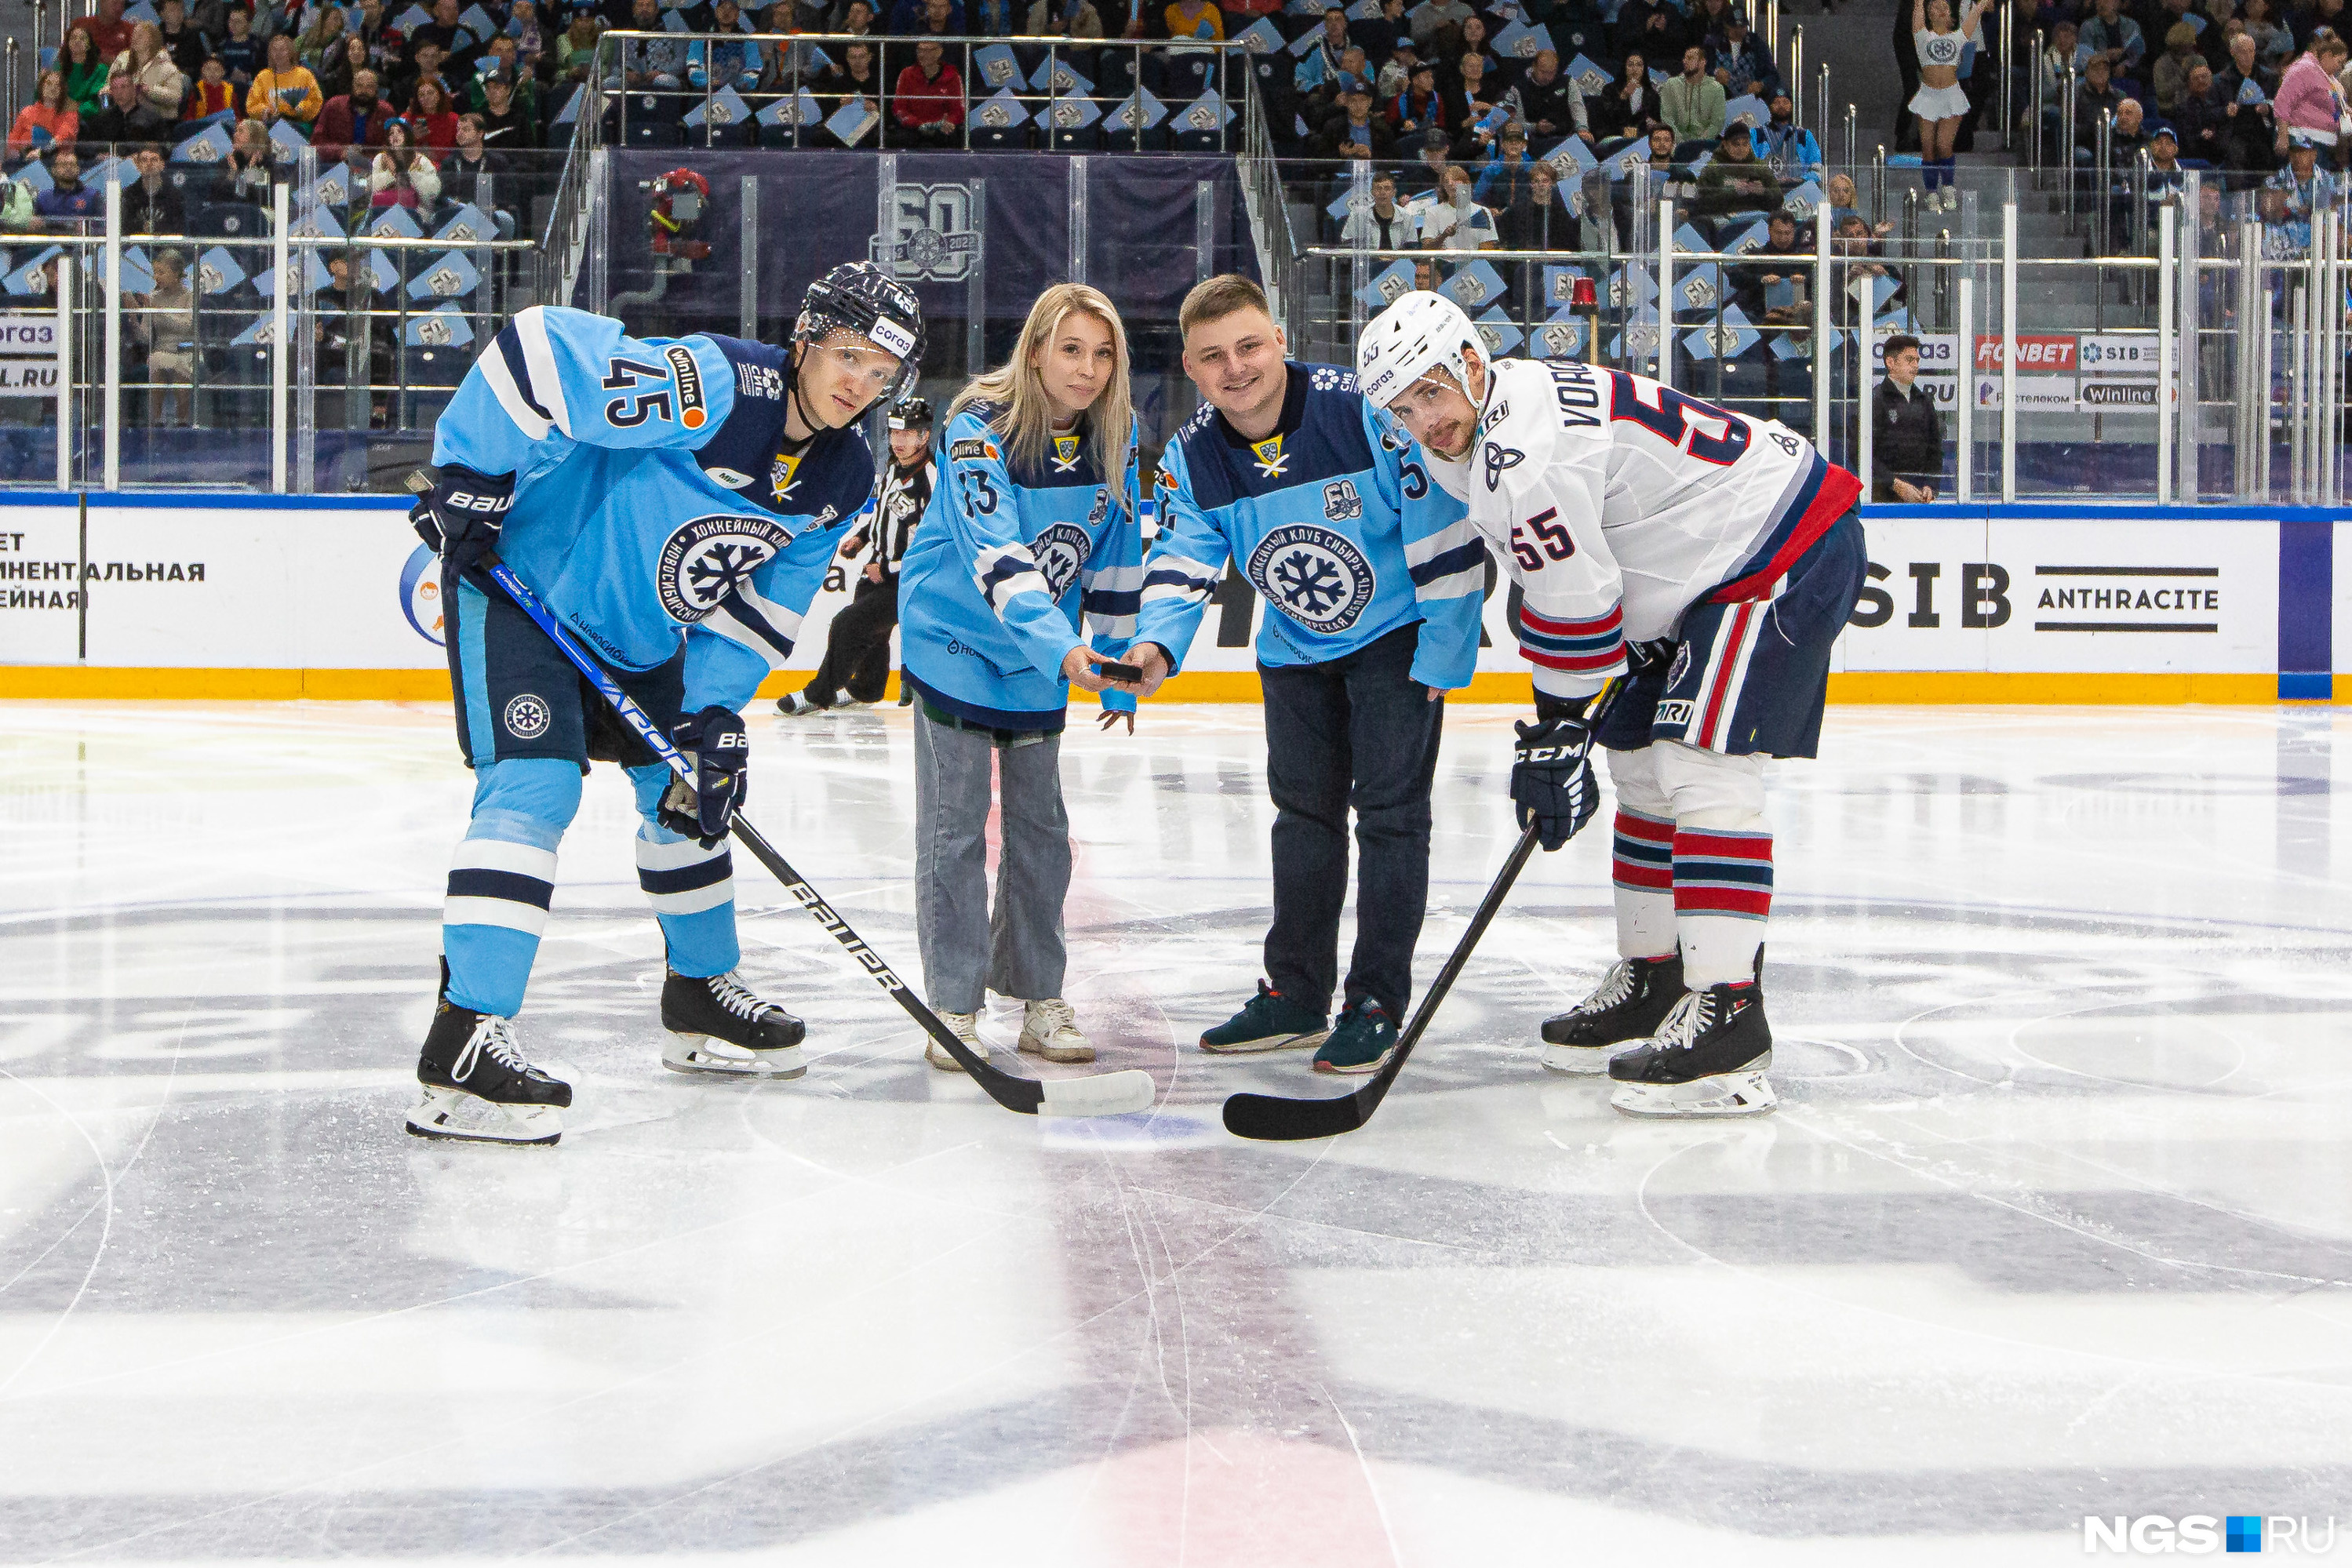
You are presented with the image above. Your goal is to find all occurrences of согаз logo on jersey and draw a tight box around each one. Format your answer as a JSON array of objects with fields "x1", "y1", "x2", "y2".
[
  {"x1": 504, "y1": 693, "x2": 552, "y2": 740},
  {"x1": 1029, "y1": 521, "x2": 1092, "y2": 602},
  {"x1": 1247, "y1": 524, "x2": 1375, "y2": 634},
  {"x1": 657, "y1": 514, "x2": 796, "y2": 622}
]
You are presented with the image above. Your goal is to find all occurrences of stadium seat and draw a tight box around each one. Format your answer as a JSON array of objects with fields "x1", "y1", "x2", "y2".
[
  {"x1": 756, "y1": 122, "x2": 805, "y2": 147},
  {"x1": 966, "y1": 123, "x2": 1031, "y2": 151},
  {"x1": 700, "y1": 121, "x2": 756, "y2": 147},
  {"x1": 1171, "y1": 126, "x2": 1224, "y2": 152},
  {"x1": 1046, "y1": 124, "x2": 1099, "y2": 152},
  {"x1": 402, "y1": 345, "x2": 465, "y2": 429},
  {"x1": 627, "y1": 121, "x2": 686, "y2": 147},
  {"x1": 622, "y1": 89, "x2": 686, "y2": 124},
  {"x1": 1673, "y1": 139, "x2": 1717, "y2": 162}
]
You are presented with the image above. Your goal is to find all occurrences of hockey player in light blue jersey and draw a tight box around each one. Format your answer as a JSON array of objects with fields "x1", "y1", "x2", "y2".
[
  {"x1": 402, "y1": 261, "x2": 926, "y2": 1147},
  {"x1": 896, "y1": 284, "x2": 1145, "y2": 1071},
  {"x1": 1127, "y1": 274, "x2": 1484, "y2": 1079}
]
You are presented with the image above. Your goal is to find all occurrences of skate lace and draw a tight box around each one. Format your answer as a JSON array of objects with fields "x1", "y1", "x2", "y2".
[
  {"x1": 452, "y1": 1015, "x2": 530, "y2": 1082},
  {"x1": 1651, "y1": 989, "x2": 1718, "y2": 1052},
  {"x1": 1575, "y1": 960, "x2": 1638, "y2": 1016},
  {"x1": 708, "y1": 971, "x2": 776, "y2": 1022}
]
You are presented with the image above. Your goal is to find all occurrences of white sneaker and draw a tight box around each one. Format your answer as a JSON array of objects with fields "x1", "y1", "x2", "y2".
[
  {"x1": 776, "y1": 692, "x2": 832, "y2": 716},
  {"x1": 927, "y1": 1010, "x2": 984, "y2": 1071},
  {"x1": 1018, "y1": 998, "x2": 1096, "y2": 1063}
]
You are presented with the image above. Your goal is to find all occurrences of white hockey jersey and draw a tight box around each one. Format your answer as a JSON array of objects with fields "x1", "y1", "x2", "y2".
[{"x1": 1425, "y1": 358, "x2": 1862, "y2": 702}]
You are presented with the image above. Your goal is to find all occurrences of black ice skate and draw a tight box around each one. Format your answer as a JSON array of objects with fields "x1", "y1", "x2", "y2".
[
  {"x1": 406, "y1": 1002, "x2": 572, "y2": 1146},
  {"x1": 1539, "y1": 952, "x2": 1684, "y2": 1075},
  {"x1": 1606, "y1": 981, "x2": 1776, "y2": 1118},
  {"x1": 660, "y1": 969, "x2": 807, "y2": 1079}
]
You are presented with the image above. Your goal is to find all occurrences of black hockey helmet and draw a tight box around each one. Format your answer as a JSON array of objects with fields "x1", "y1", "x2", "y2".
[
  {"x1": 887, "y1": 395, "x2": 933, "y2": 430},
  {"x1": 794, "y1": 260, "x2": 927, "y2": 403}
]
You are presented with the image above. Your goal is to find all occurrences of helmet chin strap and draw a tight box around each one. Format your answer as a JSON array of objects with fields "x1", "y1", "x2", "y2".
[{"x1": 783, "y1": 344, "x2": 824, "y2": 447}]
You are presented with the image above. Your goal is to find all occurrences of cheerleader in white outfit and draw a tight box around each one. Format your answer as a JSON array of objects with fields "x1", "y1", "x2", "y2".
[{"x1": 1910, "y1": 0, "x2": 1991, "y2": 209}]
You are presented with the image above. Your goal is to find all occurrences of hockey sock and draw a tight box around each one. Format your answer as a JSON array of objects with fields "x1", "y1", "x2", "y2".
[
  {"x1": 1610, "y1": 806, "x2": 1678, "y2": 959},
  {"x1": 442, "y1": 759, "x2": 582, "y2": 1017},
  {"x1": 1671, "y1": 827, "x2": 1772, "y2": 987},
  {"x1": 629, "y1": 762, "x2": 741, "y2": 978}
]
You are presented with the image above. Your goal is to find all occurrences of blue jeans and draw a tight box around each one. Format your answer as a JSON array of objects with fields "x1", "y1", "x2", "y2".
[{"x1": 1257, "y1": 621, "x2": 1443, "y2": 1022}]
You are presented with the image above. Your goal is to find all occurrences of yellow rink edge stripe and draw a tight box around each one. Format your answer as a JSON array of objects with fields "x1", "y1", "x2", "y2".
[{"x1": 0, "y1": 668, "x2": 2339, "y2": 704}]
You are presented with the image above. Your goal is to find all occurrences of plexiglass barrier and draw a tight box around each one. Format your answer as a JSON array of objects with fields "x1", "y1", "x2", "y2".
[{"x1": 2, "y1": 140, "x2": 2343, "y2": 504}]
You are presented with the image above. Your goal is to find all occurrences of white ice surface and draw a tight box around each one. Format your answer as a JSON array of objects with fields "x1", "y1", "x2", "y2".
[{"x1": 1, "y1": 699, "x2": 2347, "y2": 1563}]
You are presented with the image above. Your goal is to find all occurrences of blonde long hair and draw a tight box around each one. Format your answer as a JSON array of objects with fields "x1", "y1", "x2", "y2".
[{"x1": 949, "y1": 282, "x2": 1133, "y2": 479}]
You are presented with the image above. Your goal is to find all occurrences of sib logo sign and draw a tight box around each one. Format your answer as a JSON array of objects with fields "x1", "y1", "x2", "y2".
[{"x1": 872, "y1": 184, "x2": 981, "y2": 282}]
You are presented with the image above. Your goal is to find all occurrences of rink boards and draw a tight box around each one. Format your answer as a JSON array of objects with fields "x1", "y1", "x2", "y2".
[{"x1": 0, "y1": 491, "x2": 2345, "y2": 703}]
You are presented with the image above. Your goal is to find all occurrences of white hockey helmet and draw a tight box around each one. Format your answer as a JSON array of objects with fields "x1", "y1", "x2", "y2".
[{"x1": 1356, "y1": 290, "x2": 1484, "y2": 413}]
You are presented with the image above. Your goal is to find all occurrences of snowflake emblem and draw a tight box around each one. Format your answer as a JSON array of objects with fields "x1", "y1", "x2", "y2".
[
  {"x1": 1273, "y1": 549, "x2": 1345, "y2": 615},
  {"x1": 686, "y1": 540, "x2": 766, "y2": 604}
]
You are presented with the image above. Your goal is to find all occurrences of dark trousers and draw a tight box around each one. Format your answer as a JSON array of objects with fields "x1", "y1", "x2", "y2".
[
  {"x1": 1257, "y1": 621, "x2": 1444, "y2": 1023},
  {"x1": 804, "y1": 575, "x2": 900, "y2": 705}
]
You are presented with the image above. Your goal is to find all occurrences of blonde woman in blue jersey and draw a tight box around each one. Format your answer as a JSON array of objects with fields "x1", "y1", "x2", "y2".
[{"x1": 897, "y1": 283, "x2": 1146, "y2": 1070}]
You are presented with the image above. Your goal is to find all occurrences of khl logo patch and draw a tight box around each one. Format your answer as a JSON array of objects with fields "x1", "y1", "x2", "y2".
[
  {"x1": 1246, "y1": 524, "x2": 1376, "y2": 634},
  {"x1": 1029, "y1": 521, "x2": 1092, "y2": 602},
  {"x1": 1668, "y1": 640, "x2": 1693, "y2": 687},
  {"x1": 656, "y1": 514, "x2": 796, "y2": 622},
  {"x1": 503, "y1": 693, "x2": 552, "y2": 740}
]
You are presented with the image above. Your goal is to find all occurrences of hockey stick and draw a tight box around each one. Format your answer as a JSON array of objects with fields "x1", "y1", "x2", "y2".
[
  {"x1": 1220, "y1": 676, "x2": 1628, "y2": 1142},
  {"x1": 479, "y1": 555, "x2": 1158, "y2": 1119}
]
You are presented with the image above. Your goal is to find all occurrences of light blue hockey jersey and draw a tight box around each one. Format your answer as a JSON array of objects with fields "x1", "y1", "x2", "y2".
[
  {"x1": 897, "y1": 402, "x2": 1143, "y2": 732},
  {"x1": 1135, "y1": 362, "x2": 1484, "y2": 689},
  {"x1": 432, "y1": 304, "x2": 875, "y2": 714}
]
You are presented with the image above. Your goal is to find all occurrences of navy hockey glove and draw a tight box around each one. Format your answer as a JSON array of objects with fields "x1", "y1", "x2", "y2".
[
  {"x1": 658, "y1": 706, "x2": 749, "y2": 849},
  {"x1": 410, "y1": 464, "x2": 515, "y2": 583},
  {"x1": 1511, "y1": 715, "x2": 1600, "y2": 852},
  {"x1": 1626, "y1": 637, "x2": 1678, "y2": 677}
]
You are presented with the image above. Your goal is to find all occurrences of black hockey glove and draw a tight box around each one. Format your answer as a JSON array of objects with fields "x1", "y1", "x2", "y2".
[
  {"x1": 1511, "y1": 715, "x2": 1600, "y2": 852},
  {"x1": 410, "y1": 464, "x2": 515, "y2": 584},
  {"x1": 1625, "y1": 637, "x2": 1678, "y2": 677},
  {"x1": 658, "y1": 706, "x2": 748, "y2": 849}
]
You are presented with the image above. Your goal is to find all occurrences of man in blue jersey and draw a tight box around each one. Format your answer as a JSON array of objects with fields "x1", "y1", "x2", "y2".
[
  {"x1": 402, "y1": 262, "x2": 924, "y2": 1147},
  {"x1": 1128, "y1": 274, "x2": 1484, "y2": 1077}
]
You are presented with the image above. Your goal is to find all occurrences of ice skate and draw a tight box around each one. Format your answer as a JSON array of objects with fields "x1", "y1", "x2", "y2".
[
  {"x1": 406, "y1": 1002, "x2": 571, "y2": 1146},
  {"x1": 1017, "y1": 998, "x2": 1095, "y2": 1063},
  {"x1": 927, "y1": 1010, "x2": 985, "y2": 1071},
  {"x1": 660, "y1": 969, "x2": 806, "y2": 1079},
  {"x1": 1606, "y1": 982, "x2": 1777, "y2": 1118},
  {"x1": 1540, "y1": 952, "x2": 1684, "y2": 1075}
]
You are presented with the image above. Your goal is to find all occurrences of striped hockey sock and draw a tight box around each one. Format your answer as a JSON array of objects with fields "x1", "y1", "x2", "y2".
[
  {"x1": 1611, "y1": 806, "x2": 1677, "y2": 959},
  {"x1": 1672, "y1": 826, "x2": 1773, "y2": 986}
]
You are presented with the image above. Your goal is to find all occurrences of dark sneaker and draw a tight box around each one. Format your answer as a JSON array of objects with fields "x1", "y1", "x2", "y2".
[
  {"x1": 1313, "y1": 996, "x2": 1399, "y2": 1076},
  {"x1": 1540, "y1": 951, "x2": 1684, "y2": 1075},
  {"x1": 1607, "y1": 981, "x2": 1776, "y2": 1118},
  {"x1": 1198, "y1": 980, "x2": 1329, "y2": 1054}
]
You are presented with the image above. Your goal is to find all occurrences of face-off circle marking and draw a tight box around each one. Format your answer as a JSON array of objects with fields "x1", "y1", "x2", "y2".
[
  {"x1": 655, "y1": 515, "x2": 797, "y2": 623},
  {"x1": 1246, "y1": 524, "x2": 1377, "y2": 634}
]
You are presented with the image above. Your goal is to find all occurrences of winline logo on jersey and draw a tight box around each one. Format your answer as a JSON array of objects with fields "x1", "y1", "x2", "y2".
[{"x1": 2084, "y1": 1514, "x2": 2336, "y2": 1555}]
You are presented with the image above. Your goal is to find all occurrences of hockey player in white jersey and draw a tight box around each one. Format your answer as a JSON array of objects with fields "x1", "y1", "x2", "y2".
[{"x1": 1356, "y1": 292, "x2": 1866, "y2": 1117}]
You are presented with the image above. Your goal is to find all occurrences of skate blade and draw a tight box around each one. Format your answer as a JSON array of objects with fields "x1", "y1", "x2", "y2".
[
  {"x1": 661, "y1": 1035, "x2": 807, "y2": 1080},
  {"x1": 1197, "y1": 1028, "x2": 1330, "y2": 1056},
  {"x1": 1609, "y1": 1071, "x2": 1778, "y2": 1119},
  {"x1": 1539, "y1": 1042, "x2": 1613, "y2": 1076},
  {"x1": 404, "y1": 1086, "x2": 563, "y2": 1146}
]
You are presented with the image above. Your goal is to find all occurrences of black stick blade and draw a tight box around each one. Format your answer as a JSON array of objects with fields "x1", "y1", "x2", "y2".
[{"x1": 1221, "y1": 1086, "x2": 1372, "y2": 1141}]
